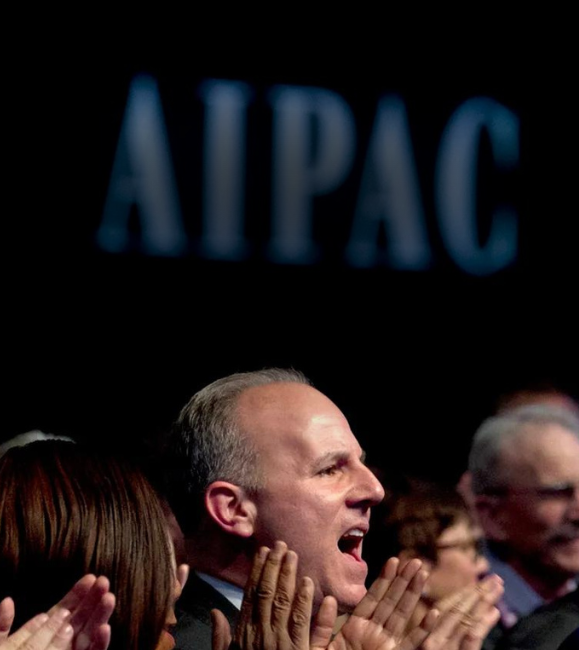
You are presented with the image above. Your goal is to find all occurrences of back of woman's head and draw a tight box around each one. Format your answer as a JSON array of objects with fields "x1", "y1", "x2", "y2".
[{"x1": 0, "y1": 440, "x2": 173, "y2": 650}]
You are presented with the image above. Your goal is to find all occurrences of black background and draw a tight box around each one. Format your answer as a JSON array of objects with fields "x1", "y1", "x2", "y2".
[{"x1": 4, "y1": 14, "x2": 577, "y2": 482}]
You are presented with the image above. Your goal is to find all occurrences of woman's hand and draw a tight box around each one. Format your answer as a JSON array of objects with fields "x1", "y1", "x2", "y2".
[{"x1": 0, "y1": 575, "x2": 115, "y2": 650}]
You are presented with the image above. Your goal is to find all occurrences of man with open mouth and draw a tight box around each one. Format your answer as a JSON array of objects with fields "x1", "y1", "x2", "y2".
[
  {"x1": 158, "y1": 368, "x2": 385, "y2": 650},
  {"x1": 158, "y1": 368, "x2": 501, "y2": 650}
]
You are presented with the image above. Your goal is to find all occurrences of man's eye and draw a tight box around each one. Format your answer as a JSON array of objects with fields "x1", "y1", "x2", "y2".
[
  {"x1": 319, "y1": 465, "x2": 339, "y2": 476},
  {"x1": 537, "y1": 484, "x2": 577, "y2": 499}
]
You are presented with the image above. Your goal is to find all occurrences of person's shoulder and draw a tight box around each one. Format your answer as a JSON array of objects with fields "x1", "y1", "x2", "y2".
[
  {"x1": 481, "y1": 619, "x2": 508, "y2": 650},
  {"x1": 173, "y1": 572, "x2": 240, "y2": 650},
  {"x1": 177, "y1": 572, "x2": 239, "y2": 617},
  {"x1": 496, "y1": 590, "x2": 579, "y2": 650},
  {"x1": 173, "y1": 612, "x2": 213, "y2": 650},
  {"x1": 557, "y1": 627, "x2": 579, "y2": 650}
]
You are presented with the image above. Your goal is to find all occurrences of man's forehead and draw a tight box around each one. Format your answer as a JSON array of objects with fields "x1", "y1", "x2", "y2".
[
  {"x1": 237, "y1": 382, "x2": 337, "y2": 421},
  {"x1": 236, "y1": 382, "x2": 360, "y2": 449},
  {"x1": 501, "y1": 423, "x2": 579, "y2": 479},
  {"x1": 506, "y1": 423, "x2": 578, "y2": 454}
]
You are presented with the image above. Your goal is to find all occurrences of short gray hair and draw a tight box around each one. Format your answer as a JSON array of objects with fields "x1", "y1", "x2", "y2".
[
  {"x1": 162, "y1": 368, "x2": 311, "y2": 535},
  {"x1": 468, "y1": 403, "x2": 579, "y2": 495}
]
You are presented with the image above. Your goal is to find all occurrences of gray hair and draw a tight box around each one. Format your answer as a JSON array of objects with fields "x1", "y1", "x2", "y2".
[
  {"x1": 0, "y1": 430, "x2": 74, "y2": 458},
  {"x1": 468, "y1": 403, "x2": 579, "y2": 495},
  {"x1": 162, "y1": 368, "x2": 311, "y2": 535}
]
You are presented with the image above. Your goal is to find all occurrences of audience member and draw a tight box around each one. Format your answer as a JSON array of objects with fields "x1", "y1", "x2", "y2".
[
  {"x1": 0, "y1": 440, "x2": 185, "y2": 650},
  {"x1": 157, "y1": 367, "x2": 503, "y2": 650},
  {"x1": 457, "y1": 384, "x2": 579, "y2": 516},
  {"x1": 364, "y1": 478, "x2": 490, "y2": 633},
  {"x1": 493, "y1": 384, "x2": 579, "y2": 418},
  {"x1": 494, "y1": 587, "x2": 579, "y2": 650},
  {"x1": 467, "y1": 404, "x2": 579, "y2": 636}
]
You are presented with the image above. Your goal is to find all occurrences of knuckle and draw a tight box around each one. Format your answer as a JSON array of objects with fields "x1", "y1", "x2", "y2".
[
  {"x1": 257, "y1": 584, "x2": 276, "y2": 600},
  {"x1": 273, "y1": 592, "x2": 292, "y2": 609},
  {"x1": 290, "y1": 608, "x2": 309, "y2": 628}
]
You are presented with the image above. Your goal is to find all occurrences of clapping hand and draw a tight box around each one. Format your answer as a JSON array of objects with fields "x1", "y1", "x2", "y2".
[
  {"x1": 320, "y1": 557, "x2": 434, "y2": 650},
  {"x1": 211, "y1": 541, "x2": 331, "y2": 650},
  {"x1": 210, "y1": 544, "x2": 502, "y2": 650},
  {"x1": 414, "y1": 574, "x2": 503, "y2": 650},
  {"x1": 328, "y1": 563, "x2": 502, "y2": 650},
  {"x1": 0, "y1": 575, "x2": 115, "y2": 650}
]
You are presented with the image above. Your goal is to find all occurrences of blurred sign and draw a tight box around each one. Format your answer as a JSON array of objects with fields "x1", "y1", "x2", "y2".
[{"x1": 98, "y1": 74, "x2": 519, "y2": 276}]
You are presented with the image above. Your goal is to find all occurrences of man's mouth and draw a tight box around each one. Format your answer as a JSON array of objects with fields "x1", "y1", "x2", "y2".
[
  {"x1": 552, "y1": 526, "x2": 579, "y2": 545},
  {"x1": 338, "y1": 528, "x2": 366, "y2": 562}
]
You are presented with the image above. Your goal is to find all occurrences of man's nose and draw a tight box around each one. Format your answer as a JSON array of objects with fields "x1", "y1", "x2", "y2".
[{"x1": 350, "y1": 464, "x2": 385, "y2": 507}]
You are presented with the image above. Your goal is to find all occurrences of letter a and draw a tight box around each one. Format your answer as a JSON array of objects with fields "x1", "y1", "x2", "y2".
[{"x1": 97, "y1": 74, "x2": 187, "y2": 256}]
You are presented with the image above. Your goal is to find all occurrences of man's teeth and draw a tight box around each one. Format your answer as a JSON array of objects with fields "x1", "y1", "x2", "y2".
[{"x1": 338, "y1": 529, "x2": 364, "y2": 551}]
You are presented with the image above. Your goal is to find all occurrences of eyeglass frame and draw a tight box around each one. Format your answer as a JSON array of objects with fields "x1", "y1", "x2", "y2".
[{"x1": 435, "y1": 537, "x2": 486, "y2": 560}]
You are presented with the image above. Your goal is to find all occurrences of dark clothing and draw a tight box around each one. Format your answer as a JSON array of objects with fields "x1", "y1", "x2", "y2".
[
  {"x1": 494, "y1": 589, "x2": 579, "y2": 650},
  {"x1": 482, "y1": 621, "x2": 509, "y2": 650},
  {"x1": 557, "y1": 627, "x2": 578, "y2": 650},
  {"x1": 173, "y1": 572, "x2": 240, "y2": 650}
]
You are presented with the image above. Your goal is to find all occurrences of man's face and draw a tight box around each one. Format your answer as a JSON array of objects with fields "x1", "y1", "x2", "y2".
[
  {"x1": 237, "y1": 383, "x2": 385, "y2": 613},
  {"x1": 489, "y1": 424, "x2": 579, "y2": 581}
]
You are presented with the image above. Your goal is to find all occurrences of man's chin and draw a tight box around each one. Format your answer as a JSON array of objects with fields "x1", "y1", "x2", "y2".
[{"x1": 335, "y1": 584, "x2": 368, "y2": 615}]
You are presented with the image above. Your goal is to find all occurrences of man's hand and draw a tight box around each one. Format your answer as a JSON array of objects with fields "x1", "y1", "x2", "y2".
[
  {"x1": 229, "y1": 541, "x2": 330, "y2": 650},
  {"x1": 415, "y1": 574, "x2": 503, "y2": 650},
  {"x1": 320, "y1": 557, "x2": 434, "y2": 650},
  {"x1": 326, "y1": 559, "x2": 503, "y2": 650},
  {"x1": 211, "y1": 546, "x2": 502, "y2": 650},
  {"x1": 0, "y1": 575, "x2": 115, "y2": 650}
]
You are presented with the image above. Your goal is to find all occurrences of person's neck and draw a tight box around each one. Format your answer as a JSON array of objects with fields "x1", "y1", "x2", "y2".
[{"x1": 184, "y1": 534, "x2": 252, "y2": 590}]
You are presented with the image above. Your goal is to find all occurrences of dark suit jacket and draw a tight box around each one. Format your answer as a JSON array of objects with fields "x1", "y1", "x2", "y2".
[
  {"x1": 558, "y1": 627, "x2": 579, "y2": 650},
  {"x1": 494, "y1": 589, "x2": 579, "y2": 650},
  {"x1": 173, "y1": 572, "x2": 240, "y2": 650}
]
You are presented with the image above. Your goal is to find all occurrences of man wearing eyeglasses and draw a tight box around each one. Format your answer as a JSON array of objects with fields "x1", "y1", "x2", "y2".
[{"x1": 468, "y1": 403, "x2": 579, "y2": 646}]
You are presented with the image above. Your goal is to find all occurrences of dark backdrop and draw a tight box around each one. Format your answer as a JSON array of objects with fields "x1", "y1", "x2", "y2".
[{"x1": 4, "y1": 15, "x2": 577, "y2": 482}]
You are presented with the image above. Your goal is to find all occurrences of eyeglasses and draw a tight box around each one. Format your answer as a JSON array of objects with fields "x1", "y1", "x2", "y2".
[
  {"x1": 436, "y1": 537, "x2": 486, "y2": 560},
  {"x1": 483, "y1": 482, "x2": 579, "y2": 500}
]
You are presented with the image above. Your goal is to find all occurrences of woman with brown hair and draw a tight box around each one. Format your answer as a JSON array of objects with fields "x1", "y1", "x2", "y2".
[
  {"x1": 0, "y1": 440, "x2": 184, "y2": 650},
  {"x1": 364, "y1": 477, "x2": 491, "y2": 634}
]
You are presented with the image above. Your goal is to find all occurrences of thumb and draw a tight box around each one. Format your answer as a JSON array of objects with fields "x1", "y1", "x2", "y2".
[
  {"x1": 310, "y1": 596, "x2": 337, "y2": 650},
  {"x1": 211, "y1": 608, "x2": 232, "y2": 650},
  {"x1": 0, "y1": 597, "x2": 15, "y2": 641}
]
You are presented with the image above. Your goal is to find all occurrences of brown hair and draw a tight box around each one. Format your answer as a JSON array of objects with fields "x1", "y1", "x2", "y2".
[
  {"x1": 0, "y1": 440, "x2": 173, "y2": 650},
  {"x1": 365, "y1": 477, "x2": 473, "y2": 582}
]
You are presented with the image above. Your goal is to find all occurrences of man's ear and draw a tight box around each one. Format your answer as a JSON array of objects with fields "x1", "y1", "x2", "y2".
[
  {"x1": 205, "y1": 481, "x2": 257, "y2": 538},
  {"x1": 474, "y1": 495, "x2": 509, "y2": 541}
]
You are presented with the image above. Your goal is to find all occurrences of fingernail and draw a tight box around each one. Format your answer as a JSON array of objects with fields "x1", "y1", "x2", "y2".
[
  {"x1": 76, "y1": 632, "x2": 90, "y2": 650},
  {"x1": 61, "y1": 624, "x2": 73, "y2": 638},
  {"x1": 56, "y1": 608, "x2": 71, "y2": 622}
]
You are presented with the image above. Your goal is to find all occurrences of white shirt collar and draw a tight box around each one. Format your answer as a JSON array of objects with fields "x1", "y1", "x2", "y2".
[{"x1": 196, "y1": 571, "x2": 244, "y2": 611}]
